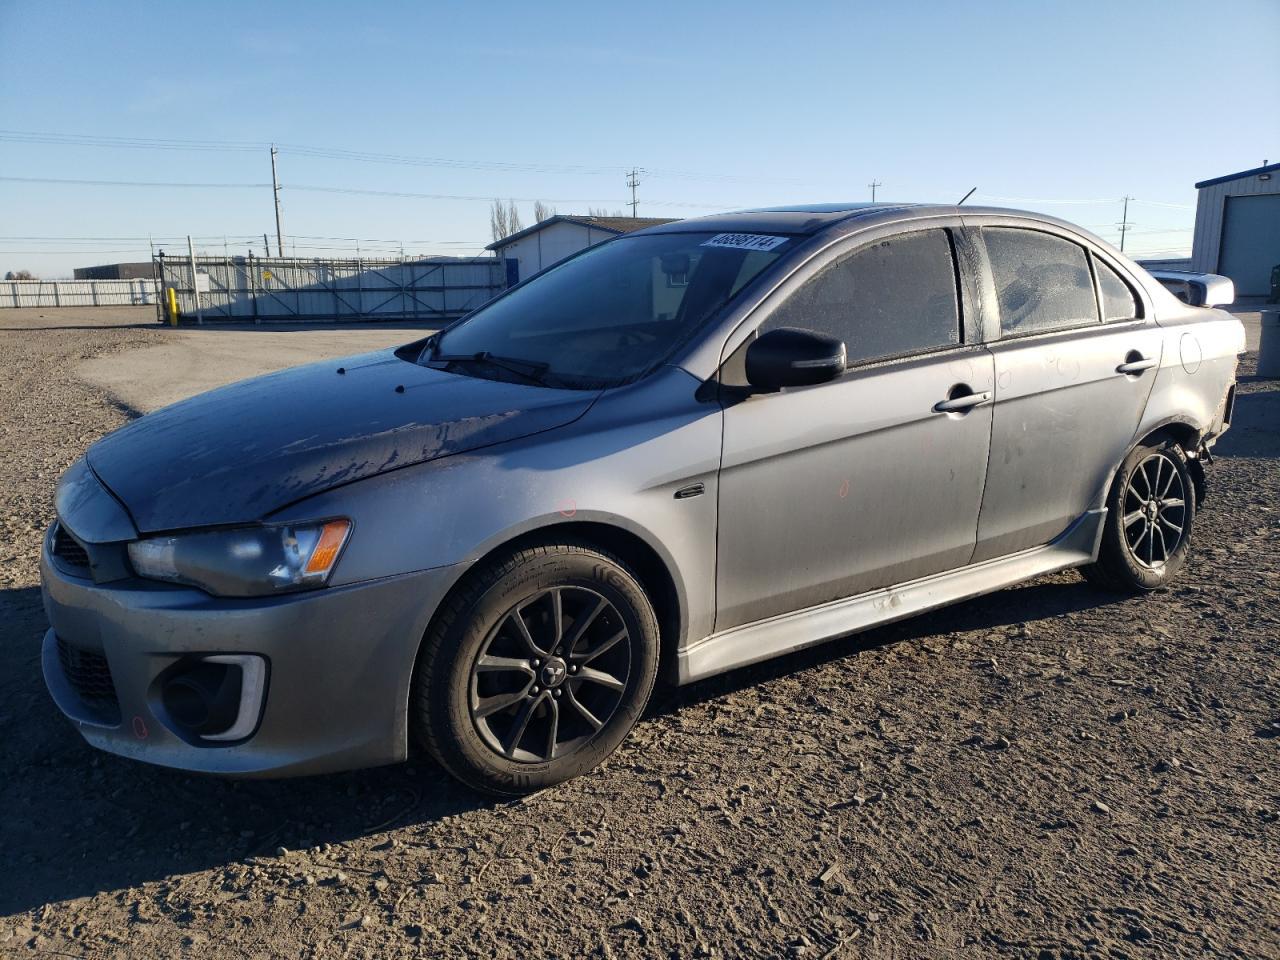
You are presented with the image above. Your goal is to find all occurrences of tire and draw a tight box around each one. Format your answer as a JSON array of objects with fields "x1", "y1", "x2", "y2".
[
  {"x1": 1082, "y1": 438, "x2": 1196, "y2": 593},
  {"x1": 411, "y1": 542, "x2": 660, "y2": 797}
]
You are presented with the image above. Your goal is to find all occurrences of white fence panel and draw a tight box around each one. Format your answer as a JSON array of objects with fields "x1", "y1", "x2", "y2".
[
  {"x1": 154, "y1": 255, "x2": 505, "y2": 323},
  {"x1": 0, "y1": 279, "x2": 158, "y2": 308}
]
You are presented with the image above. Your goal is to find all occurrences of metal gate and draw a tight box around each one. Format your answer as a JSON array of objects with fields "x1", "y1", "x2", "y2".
[{"x1": 154, "y1": 254, "x2": 505, "y2": 323}]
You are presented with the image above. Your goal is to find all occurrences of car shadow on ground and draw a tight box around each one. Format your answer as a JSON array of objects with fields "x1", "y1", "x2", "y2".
[
  {"x1": 651, "y1": 576, "x2": 1120, "y2": 714},
  {"x1": 1214, "y1": 386, "x2": 1279, "y2": 459},
  {"x1": 0, "y1": 572, "x2": 1122, "y2": 916}
]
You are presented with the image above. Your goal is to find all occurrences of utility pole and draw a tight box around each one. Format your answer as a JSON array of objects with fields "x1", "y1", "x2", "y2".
[
  {"x1": 1118, "y1": 195, "x2": 1132, "y2": 252},
  {"x1": 869, "y1": 180, "x2": 882, "y2": 202},
  {"x1": 270, "y1": 145, "x2": 285, "y2": 257},
  {"x1": 187, "y1": 234, "x2": 204, "y2": 325},
  {"x1": 626, "y1": 168, "x2": 643, "y2": 217}
]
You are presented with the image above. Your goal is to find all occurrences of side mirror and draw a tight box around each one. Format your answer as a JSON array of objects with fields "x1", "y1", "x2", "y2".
[{"x1": 745, "y1": 327, "x2": 846, "y2": 393}]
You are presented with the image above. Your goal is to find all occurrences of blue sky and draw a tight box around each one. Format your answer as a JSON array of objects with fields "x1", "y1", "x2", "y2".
[{"x1": 2, "y1": 0, "x2": 1277, "y2": 276}]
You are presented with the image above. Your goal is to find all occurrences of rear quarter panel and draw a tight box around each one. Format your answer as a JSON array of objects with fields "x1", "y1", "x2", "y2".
[{"x1": 1130, "y1": 284, "x2": 1245, "y2": 454}]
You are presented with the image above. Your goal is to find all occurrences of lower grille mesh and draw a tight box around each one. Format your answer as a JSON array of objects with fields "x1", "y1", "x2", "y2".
[
  {"x1": 52, "y1": 524, "x2": 90, "y2": 570},
  {"x1": 56, "y1": 637, "x2": 121, "y2": 725}
]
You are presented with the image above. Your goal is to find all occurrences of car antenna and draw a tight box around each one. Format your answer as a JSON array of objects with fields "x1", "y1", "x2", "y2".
[{"x1": 957, "y1": 187, "x2": 977, "y2": 205}]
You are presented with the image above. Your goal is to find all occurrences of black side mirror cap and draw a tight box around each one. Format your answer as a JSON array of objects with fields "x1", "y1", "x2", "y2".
[{"x1": 745, "y1": 327, "x2": 847, "y2": 393}]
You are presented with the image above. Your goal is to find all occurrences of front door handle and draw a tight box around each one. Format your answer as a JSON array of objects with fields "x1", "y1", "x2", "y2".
[
  {"x1": 1116, "y1": 356, "x2": 1158, "y2": 375},
  {"x1": 933, "y1": 390, "x2": 991, "y2": 414}
]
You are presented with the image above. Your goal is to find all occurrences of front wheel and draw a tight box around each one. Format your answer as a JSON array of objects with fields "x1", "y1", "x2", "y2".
[
  {"x1": 1082, "y1": 438, "x2": 1196, "y2": 592},
  {"x1": 411, "y1": 543, "x2": 659, "y2": 796}
]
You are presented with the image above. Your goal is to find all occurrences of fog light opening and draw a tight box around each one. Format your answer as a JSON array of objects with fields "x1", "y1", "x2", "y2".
[{"x1": 160, "y1": 655, "x2": 266, "y2": 743}]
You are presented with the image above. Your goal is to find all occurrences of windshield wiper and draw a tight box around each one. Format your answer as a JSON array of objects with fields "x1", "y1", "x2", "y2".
[{"x1": 430, "y1": 350, "x2": 552, "y2": 386}]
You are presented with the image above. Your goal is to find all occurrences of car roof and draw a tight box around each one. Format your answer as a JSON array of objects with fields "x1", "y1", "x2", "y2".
[
  {"x1": 628, "y1": 203, "x2": 1094, "y2": 240},
  {"x1": 633, "y1": 203, "x2": 923, "y2": 236}
]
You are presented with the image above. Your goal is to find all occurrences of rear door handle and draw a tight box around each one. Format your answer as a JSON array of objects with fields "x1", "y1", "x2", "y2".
[
  {"x1": 1116, "y1": 356, "x2": 1158, "y2": 374},
  {"x1": 933, "y1": 391, "x2": 991, "y2": 413}
]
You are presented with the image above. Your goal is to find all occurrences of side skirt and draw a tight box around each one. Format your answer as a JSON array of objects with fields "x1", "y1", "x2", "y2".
[{"x1": 677, "y1": 509, "x2": 1106, "y2": 684}]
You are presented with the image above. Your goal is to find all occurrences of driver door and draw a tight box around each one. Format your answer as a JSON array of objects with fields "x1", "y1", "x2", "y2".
[{"x1": 715, "y1": 225, "x2": 995, "y2": 631}]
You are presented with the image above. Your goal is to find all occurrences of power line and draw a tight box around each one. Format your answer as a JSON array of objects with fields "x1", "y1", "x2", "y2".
[
  {"x1": 1128, "y1": 198, "x2": 1196, "y2": 210},
  {"x1": 0, "y1": 234, "x2": 488, "y2": 244},
  {"x1": 0, "y1": 131, "x2": 264, "y2": 152},
  {"x1": 0, "y1": 174, "x2": 729, "y2": 210},
  {"x1": 978, "y1": 193, "x2": 1196, "y2": 211},
  {"x1": 0, "y1": 129, "x2": 806, "y2": 185},
  {"x1": 1, "y1": 131, "x2": 1202, "y2": 206},
  {"x1": 0, "y1": 175, "x2": 270, "y2": 188},
  {"x1": 978, "y1": 194, "x2": 1125, "y2": 205},
  {"x1": 288, "y1": 183, "x2": 722, "y2": 209}
]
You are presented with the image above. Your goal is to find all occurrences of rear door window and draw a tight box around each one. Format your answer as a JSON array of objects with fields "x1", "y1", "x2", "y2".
[
  {"x1": 984, "y1": 228, "x2": 1099, "y2": 336},
  {"x1": 763, "y1": 228, "x2": 961, "y2": 365},
  {"x1": 1094, "y1": 257, "x2": 1140, "y2": 322}
]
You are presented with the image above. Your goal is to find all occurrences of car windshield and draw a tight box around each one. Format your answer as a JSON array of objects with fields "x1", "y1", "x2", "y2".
[{"x1": 425, "y1": 231, "x2": 791, "y2": 388}]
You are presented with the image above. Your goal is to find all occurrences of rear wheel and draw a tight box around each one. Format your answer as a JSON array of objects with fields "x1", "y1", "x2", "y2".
[
  {"x1": 411, "y1": 543, "x2": 659, "y2": 796},
  {"x1": 1083, "y1": 438, "x2": 1195, "y2": 592}
]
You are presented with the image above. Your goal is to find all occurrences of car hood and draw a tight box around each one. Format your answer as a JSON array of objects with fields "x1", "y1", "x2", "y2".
[{"x1": 86, "y1": 350, "x2": 598, "y2": 533}]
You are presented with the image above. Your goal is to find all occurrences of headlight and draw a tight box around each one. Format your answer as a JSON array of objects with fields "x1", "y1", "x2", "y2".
[{"x1": 127, "y1": 520, "x2": 351, "y2": 597}]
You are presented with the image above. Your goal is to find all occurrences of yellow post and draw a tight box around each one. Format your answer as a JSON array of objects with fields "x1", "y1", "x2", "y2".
[{"x1": 166, "y1": 286, "x2": 179, "y2": 326}]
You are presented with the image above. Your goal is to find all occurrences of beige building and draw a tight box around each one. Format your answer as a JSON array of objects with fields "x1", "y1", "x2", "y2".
[{"x1": 488, "y1": 215, "x2": 675, "y2": 285}]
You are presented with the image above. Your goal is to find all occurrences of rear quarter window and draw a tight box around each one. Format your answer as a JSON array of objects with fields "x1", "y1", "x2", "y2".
[
  {"x1": 1094, "y1": 257, "x2": 1140, "y2": 322},
  {"x1": 984, "y1": 228, "x2": 1099, "y2": 336}
]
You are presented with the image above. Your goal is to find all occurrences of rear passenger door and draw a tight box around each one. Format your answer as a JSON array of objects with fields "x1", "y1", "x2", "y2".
[
  {"x1": 715, "y1": 224, "x2": 995, "y2": 631},
  {"x1": 970, "y1": 223, "x2": 1163, "y2": 562}
]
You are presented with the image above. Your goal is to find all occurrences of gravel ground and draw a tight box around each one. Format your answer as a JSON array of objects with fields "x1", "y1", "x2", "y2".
[{"x1": 1, "y1": 307, "x2": 1277, "y2": 960}]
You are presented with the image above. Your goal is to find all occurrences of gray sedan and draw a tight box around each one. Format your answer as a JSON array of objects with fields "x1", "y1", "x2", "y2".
[{"x1": 41, "y1": 203, "x2": 1244, "y2": 795}]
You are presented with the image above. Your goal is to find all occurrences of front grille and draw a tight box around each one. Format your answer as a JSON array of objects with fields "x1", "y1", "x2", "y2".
[
  {"x1": 56, "y1": 636, "x2": 121, "y2": 725},
  {"x1": 52, "y1": 524, "x2": 90, "y2": 571}
]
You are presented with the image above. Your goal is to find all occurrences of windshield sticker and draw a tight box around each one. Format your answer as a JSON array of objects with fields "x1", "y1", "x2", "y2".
[{"x1": 700, "y1": 233, "x2": 789, "y2": 252}]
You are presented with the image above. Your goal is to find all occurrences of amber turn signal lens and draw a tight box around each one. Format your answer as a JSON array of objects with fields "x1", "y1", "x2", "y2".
[{"x1": 304, "y1": 520, "x2": 351, "y2": 575}]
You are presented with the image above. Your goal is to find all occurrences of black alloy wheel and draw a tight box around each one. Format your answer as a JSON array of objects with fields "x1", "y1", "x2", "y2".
[
  {"x1": 1121, "y1": 451, "x2": 1189, "y2": 569},
  {"x1": 469, "y1": 586, "x2": 632, "y2": 763},
  {"x1": 411, "y1": 542, "x2": 660, "y2": 796},
  {"x1": 1083, "y1": 438, "x2": 1196, "y2": 593}
]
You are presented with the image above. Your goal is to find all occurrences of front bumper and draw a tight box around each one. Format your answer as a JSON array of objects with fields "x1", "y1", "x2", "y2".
[{"x1": 40, "y1": 545, "x2": 462, "y2": 777}]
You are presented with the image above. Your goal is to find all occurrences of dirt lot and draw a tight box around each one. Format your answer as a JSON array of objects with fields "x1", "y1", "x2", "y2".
[
  {"x1": 73, "y1": 313, "x2": 437, "y2": 414},
  {"x1": 1, "y1": 306, "x2": 1277, "y2": 959}
]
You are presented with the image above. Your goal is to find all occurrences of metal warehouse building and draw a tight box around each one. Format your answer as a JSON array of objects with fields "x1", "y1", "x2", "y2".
[
  {"x1": 488, "y1": 215, "x2": 674, "y2": 284},
  {"x1": 73, "y1": 261, "x2": 154, "y2": 281},
  {"x1": 1190, "y1": 162, "x2": 1280, "y2": 296}
]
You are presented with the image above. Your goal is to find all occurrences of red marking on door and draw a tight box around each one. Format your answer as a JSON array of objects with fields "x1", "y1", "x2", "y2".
[
  {"x1": 132, "y1": 716, "x2": 149, "y2": 740},
  {"x1": 838, "y1": 479, "x2": 850, "y2": 499}
]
